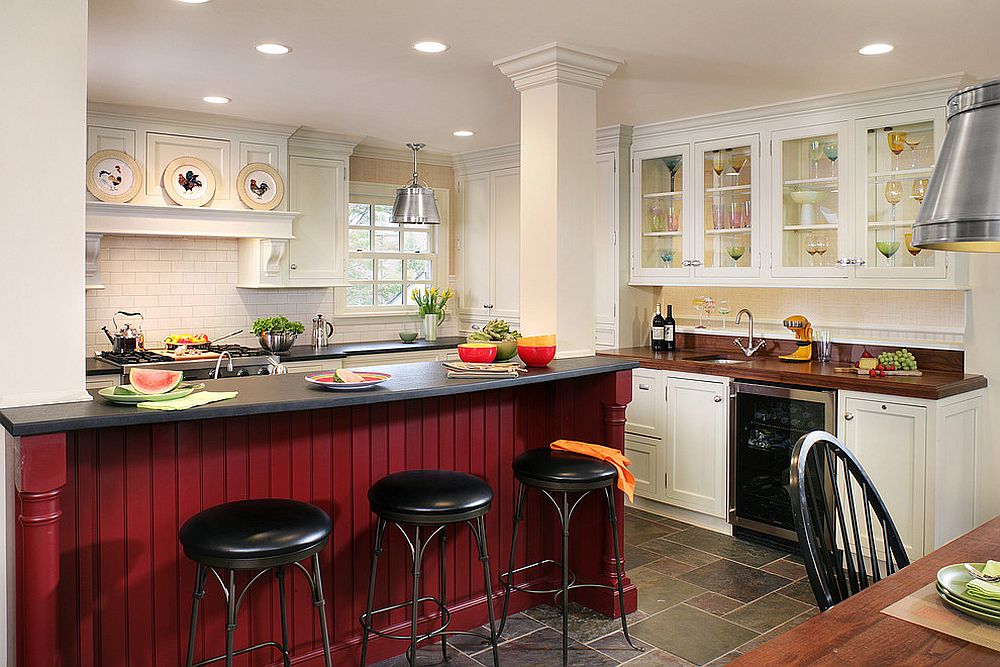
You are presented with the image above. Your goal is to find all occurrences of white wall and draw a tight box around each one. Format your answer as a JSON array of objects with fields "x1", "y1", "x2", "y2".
[{"x1": 0, "y1": 0, "x2": 89, "y2": 662}]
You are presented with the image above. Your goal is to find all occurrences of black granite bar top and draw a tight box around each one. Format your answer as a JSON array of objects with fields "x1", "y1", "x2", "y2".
[
  {"x1": 85, "y1": 337, "x2": 467, "y2": 375},
  {"x1": 4, "y1": 356, "x2": 638, "y2": 437}
]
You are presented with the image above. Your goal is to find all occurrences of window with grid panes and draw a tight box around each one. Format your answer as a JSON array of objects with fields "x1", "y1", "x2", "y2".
[{"x1": 346, "y1": 200, "x2": 436, "y2": 310}]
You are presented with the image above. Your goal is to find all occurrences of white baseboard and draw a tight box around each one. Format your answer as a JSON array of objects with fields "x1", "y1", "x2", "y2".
[{"x1": 628, "y1": 496, "x2": 733, "y2": 536}]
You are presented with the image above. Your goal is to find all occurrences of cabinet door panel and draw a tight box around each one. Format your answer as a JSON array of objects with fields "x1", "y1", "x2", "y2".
[
  {"x1": 664, "y1": 376, "x2": 727, "y2": 517},
  {"x1": 841, "y1": 396, "x2": 926, "y2": 560},
  {"x1": 458, "y1": 173, "x2": 493, "y2": 315},
  {"x1": 631, "y1": 145, "x2": 692, "y2": 280},
  {"x1": 491, "y1": 168, "x2": 520, "y2": 318},
  {"x1": 287, "y1": 156, "x2": 345, "y2": 282},
  {"x1": 626, "y1": 433, "x2": 661, "y2": 501},
  {"x1": 626, "y1": 368, "x2": 663, "y2": 439},
  {"x1": 595, "y1": 153, "x2": 618, "y2": 339}
]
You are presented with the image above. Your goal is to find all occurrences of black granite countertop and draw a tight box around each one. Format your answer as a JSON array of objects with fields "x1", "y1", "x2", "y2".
[
  {"x1": 5, "y1": 356, "x2": 638, "y2": 437},
  {"x1": 86, "y1": 337, "x2": 467, "y2": 375}
]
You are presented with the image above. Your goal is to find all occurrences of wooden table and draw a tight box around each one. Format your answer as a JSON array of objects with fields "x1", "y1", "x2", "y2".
[{"x1": 736, "y1": 515, "x2": 1000, "y2": 665}]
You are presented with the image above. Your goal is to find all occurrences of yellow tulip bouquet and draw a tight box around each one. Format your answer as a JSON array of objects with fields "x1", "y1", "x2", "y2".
[{"x1": 411, "y1": 286, "x2": 454, "y2": 318}]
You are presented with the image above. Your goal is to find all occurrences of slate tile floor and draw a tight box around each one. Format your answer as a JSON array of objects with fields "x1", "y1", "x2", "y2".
[{"x1": 372, "y1": 508, "x2": 818, "y2": 666}]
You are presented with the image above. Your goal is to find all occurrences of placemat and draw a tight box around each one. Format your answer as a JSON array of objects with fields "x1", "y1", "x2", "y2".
[{"x1": 882, "y1": 583, "x2": 1000, "y2": 652}]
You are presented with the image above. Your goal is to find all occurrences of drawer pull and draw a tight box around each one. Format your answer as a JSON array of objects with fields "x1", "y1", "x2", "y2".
[
  {"x1": 845, "y1": 412, "x2": 855, "y2": 421},
  {"x1": 714, "y1": 395, "x2": 723, "y2": 403},
  {"x1": 638, "y1": 383, "x2": 650, "y2": 391}
]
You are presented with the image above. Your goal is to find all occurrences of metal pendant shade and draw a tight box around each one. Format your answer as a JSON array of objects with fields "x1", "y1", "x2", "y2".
[
  {"x1": 391, "y1": 143, "x2": 441, "y2": 224},
  {"x1": 913, "y1": 79, "x2": 1000, "y2": 252}
]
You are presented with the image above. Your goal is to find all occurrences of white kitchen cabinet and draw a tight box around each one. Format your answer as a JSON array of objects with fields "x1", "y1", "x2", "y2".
[
  {"x1": 838, "y1": 388, "x2": 986, "y2": 560},
  {"x1": 284, "y1": 155, "x2": 349, "y2": 285},
  {"x1": 595, "y1": 151, "x2": 619, "y2": 348},
  {"x1": 626, "y1": 367, "x2": 665, "y2": 439},
  {"x1": 86, "y1": 375, "x2": 119, "y2": 391},
  {"x1": 341, "y1": 349, "x2": 454, "y2": 368},
  {"x1": 625, "y1": 433, "x2": 661, "y2": 500},
  {"x1": 282, "y1": 358, "x2": 343, "y2": 374},
  {"x1": 664, "y1": 374, "x2": 729, "y2": 518},
  {"x1": 457, "y1": 167, "x2": 520, "y2": 329}
]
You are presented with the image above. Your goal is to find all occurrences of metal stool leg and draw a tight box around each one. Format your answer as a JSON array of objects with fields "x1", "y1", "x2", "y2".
[
  {"x1": 498, "y1": 482, "x2": 526, "y2": 637},
  {"x1": 439, "y1": 527, "x2": 448, "y2": 661},
  {"x1": 185, "y1": 563, "x2": 208, "y2": 667},
  {"x1": 276, "y1": 566, "x2": 292, "y2": 667},
  {"x1": 224, "y1": 569, "x2": 237, "y2": 667},
  {"x1": 360, "y1": 518, "x2": 387, "y2": 667},
  {"x1": 408, "y1": 526, "x2": 423, "y2": 667},
  {"x1": 561, "y1": 491, "x2": 570, "y2": 667},
  {"x1": 471, "y1": 516, "x2": 501, "y2": 667},
  {"x1": 310, "y1": 553, "x2": 334, "y2": 667},
  {"x1": 605, "y1": 486, "x2": 642, "y2": 652}
]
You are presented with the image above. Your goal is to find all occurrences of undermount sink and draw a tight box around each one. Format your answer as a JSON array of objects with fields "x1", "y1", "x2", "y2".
[{"x1": 687, "y1": 354, "x2": 751, "y2": 364}]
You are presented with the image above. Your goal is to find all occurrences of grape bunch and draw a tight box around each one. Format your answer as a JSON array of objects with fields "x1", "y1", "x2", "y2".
[{"x1": 877, "y1": 349, "x2": 918, "y2": 371}]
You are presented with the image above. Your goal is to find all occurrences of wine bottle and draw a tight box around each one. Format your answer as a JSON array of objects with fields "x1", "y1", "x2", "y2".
[
  {"x1": 664, "y1": 304, "x2": 676, "y2": 351},
  {"x1": 651, "y1": 304, "x2": 666, "y2": 351}
]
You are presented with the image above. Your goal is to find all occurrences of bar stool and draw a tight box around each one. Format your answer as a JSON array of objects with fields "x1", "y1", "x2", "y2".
[
  {"x1": 360, "y1": 470, "x2": 500, "y2": 667},
  {"x1": 179, "y1": 499, "x2": 333, "y2": 667},
  {"x1": 498, "y1": 448, "x2": 641, "y2": 666}
]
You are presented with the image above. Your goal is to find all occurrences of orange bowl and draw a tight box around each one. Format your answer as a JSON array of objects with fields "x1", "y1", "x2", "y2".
[
  {"x1": 517, "y1": 343, "x2": 557, "y2": 367},
  {"x1": 458, "y1": 342, "x2": 498, "y2": 363}
]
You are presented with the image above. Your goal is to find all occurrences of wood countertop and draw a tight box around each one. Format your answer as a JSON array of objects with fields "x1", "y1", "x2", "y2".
[{"x1": 598, "y1": 347, "x2": 986, "y2": 400}]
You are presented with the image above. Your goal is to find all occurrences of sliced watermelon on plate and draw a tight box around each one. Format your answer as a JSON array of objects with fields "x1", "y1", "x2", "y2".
[{"x1": 129, "y1": 368, "x2": 183, "y2": 395}]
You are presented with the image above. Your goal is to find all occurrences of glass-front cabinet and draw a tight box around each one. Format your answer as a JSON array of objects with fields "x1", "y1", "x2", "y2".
[
  {"x1": 853, "y1": 108, "x2": 947, "y2": 279},
  {"x1": 770, "y1": 122, "x2": 851, "y2": 279},
  {"x1": 694, "y1": 136, "x2": 760, "y2": 276},
  {"x1": 632, "y1": 145, "x2": 689, "y2": 278}
]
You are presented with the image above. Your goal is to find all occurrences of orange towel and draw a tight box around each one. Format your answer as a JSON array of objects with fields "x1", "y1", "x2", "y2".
[{"x1": 550, "y1": 439, "x2": 636, "y2": 502}]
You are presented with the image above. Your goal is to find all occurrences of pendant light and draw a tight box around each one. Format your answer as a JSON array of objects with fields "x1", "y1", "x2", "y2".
[
  {"x1": 913, "y1": 79, "x2": 1000, "y2": 251},
  {"x1": 391, "y1": 143, "x2": 441, "y2": 225}
]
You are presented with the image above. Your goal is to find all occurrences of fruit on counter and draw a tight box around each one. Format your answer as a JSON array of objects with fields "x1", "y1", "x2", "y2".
[
  {"x1": 333, "y1": 368, "x2": 366, "y2": 383},
  {"x1": 251, "y1": 316, "x2": 305, "y2": 336},
  {"x1": 129, "y1": 368, "x2": 183, "y2": 395},
  {"x1": 164, "y1": 333, "x2": 209, "y2": 345},
  {"x1": 858, "y1": 357, "x2": 878, "y2": 371},
  {"x1": 877, "y1": 348, "x2": 918, "y2": 371},
  {"x1": 468, "y1": 319, "x2": 521, "y2": 361}
]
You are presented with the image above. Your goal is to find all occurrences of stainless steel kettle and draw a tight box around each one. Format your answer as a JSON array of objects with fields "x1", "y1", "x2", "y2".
[
  {"x1": 311, "y1": 314, "x2": 334, "y2": 348},
  {"x1": 102, "y1": 311, "x2": 144, "y2": 354}
]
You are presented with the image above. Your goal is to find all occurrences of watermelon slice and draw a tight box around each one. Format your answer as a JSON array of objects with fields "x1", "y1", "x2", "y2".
[
  {"x1": 334, "y1": 368, "x2": 366, "y2": 384},
  {"x1": 129, "y1": 368, "x2": 183, "y2": 395}
]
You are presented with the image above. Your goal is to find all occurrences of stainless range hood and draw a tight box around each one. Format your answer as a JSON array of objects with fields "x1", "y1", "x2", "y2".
[{"x1": 913, "y1": 79, "x2": 1000, "y2": 252}]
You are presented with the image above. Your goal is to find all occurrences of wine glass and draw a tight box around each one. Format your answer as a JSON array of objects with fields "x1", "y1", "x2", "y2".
[
  {"x1": 911, "y1": 178, "x2": 928, "y2": 205},
  {"x1": 885, "y1": 180, "x2": 903, "y2": 222},
  {"x1": 887, "y1": 131, "x2": 907, "y2": 170},
  {"x1": 877, "y1": 239, "x2": 901, "y2": 267},
  {"x1": 660, "y1": 246, "x2": 675, "y2": 268},
  {"x1": 904, "y1": 133, "x2": 923, "y2": 168},
  {"x1": 823, "y1": 142, "x2": 838, "y2": 178},
  {"x1": 692, "y1": 296, "x2": 708, "y2": 329},
  {"x1": 904, "y1": 232, "x2": 922, "y2": 267},
  {"x1": 711, "y1": 152, "x2": 726, "y2": 187},
  {"x1": 805, "y1": 235, "x2": 827, "y2": 267},
  {"x1": 729, "y1": 201, "x2": 743, "y2": 229},
  {"x1": 702, "y1": 296, "x2": 716, "y2": 326},
  {"x1": 809, "y1": 139, "x2": 824, "y2": 178},
  {"x1": 730, "y1": 153, "x2": 748, "y2": 185},
  {"x1": 666, "y1": 205, "x2": 679, "y2": 232},
  {"x1": 742, "y1": 199, "x2": 752, "y2": 228},
  {"x1": 648, "y1": 204, "x2": 664, "y2": 231},
  {"x1": 813, "y1": 236, "x2": 829, "y2": 265},
  {"x1": 663, "y1": 156, "x2": 682, "y2": 193},
  {"x1": 712, "y1": 203, "x2": 726, "y2": 230},
  {"x1": 726, "y1": 245, "x2": 746, "y2": 267},
  {"x1": 719, "y1": 299, "x2": 731, "y2": 327}
]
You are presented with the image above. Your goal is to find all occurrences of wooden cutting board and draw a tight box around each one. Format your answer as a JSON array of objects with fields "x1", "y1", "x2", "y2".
[
  {"x1": 150, "y1": 348, "x2": 221, "y2": 361},
  {"x1": 834, "y1": 367, "x2": 923, "y2": 377}
]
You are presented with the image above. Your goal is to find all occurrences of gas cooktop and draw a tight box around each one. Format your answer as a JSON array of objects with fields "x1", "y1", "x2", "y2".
[{"x1": 98, "y1": 350, "x2": 173, "y2": 365}]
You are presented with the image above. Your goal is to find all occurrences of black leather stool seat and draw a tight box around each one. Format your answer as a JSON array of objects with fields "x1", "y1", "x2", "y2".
[
  {"x1": 513, "y1": 448, "x2": 618, "y2": 491},
  {"x1": 368, "y1": 470, "x2": 493, "y2": 525},
  {"x1": 179, "y1": 498, "x2": 332, "y2": 569}
]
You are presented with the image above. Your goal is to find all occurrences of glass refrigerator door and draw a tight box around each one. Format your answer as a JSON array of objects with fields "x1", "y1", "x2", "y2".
[
  {"x1": 770, "y1": 122, "x2": 851, "y2": 278},
  {"x1": 694, "y1": 136, "x2": 759, "y2": 276},
  {"x1": 633, "y1": 145, "x2": 690, "y2": 277},
  {"x1": 854, "y1": 109, "x2": 947, "y2": 279}
]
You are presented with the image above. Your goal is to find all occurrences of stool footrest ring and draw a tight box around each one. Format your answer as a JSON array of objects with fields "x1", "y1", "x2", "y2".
[
  {"x1": 359, "y1": 595, "x2": 451, "y2": 643},
  {"x1": 498, "y1": 559, "x2": 577, "y2": 596}
]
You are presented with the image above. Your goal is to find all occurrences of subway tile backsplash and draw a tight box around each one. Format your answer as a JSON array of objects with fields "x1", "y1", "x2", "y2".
[{"x1": 86, "y1": 235, "x2": 457, "y2": 356}]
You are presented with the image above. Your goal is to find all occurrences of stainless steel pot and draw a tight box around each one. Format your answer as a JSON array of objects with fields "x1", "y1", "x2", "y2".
[{"x1": 259, "y1": 331, "x2": 297, "y2": 355}]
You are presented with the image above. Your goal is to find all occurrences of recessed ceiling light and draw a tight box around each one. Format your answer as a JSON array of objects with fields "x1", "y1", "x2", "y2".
[
  {"x1": 202, "y1": 96, "x2": 231, "y2": 104},
  {"x1": 413, "y1": 41, "x2": 448, "y2": 53},
  {"x1": 255, "y1": 43, "x2": 291, "y2": 55},
  {"x1": 859, "y1": 43, "x2": 894, "y2": 56},
  {"x1": 453, "y1": 130, "x2": 475, "y2": 137},
  {"x1": 177, "y1": 0, "x2": 212, "y2": 4}
]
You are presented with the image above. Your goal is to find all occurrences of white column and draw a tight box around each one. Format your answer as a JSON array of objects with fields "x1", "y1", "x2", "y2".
[{"x1": 495, "y1": 44, "x2": 621, "y2": 357}]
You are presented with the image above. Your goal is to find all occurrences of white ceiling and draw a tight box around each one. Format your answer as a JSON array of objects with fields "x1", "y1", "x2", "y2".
[{"x1": 89, "y1": 0, "x2": 1000, "y2": 154}]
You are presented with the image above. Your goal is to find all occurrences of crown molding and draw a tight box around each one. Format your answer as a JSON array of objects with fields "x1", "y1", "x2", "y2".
[
  {"x1": 597, "y1": 124, "x2": 633, "y2": 154},
  {"x1": 87, "y1": 102, "x2": 299, "y2": 138},
  {"x1": 288, "y1": 127, "x2": 362, "y2": 160},
  {"x1": 633, "y1": 73, "x2": 968, "y2": 143},
  {"x1": 453, "y1": 144, "x2": 520, "y2": 176},
  {"x1": 494, "y1": 42, "x2": 623, "y2": 92},
  {"x1": 351, "y1": 142, "x2": 455, "y2": 167}
]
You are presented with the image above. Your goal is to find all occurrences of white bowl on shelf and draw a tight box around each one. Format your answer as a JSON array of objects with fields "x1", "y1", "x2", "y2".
[
  {"x1": 789, "y1": 190, "x2": 824, "y2": 205},
  {"x1": 820, "y1": 206, "x2": 838, "y2": 224}
]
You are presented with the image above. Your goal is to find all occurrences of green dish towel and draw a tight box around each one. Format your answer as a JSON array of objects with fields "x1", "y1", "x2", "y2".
[
  {"x1": 966, "y1": 560, "x2": 1000, "y2": 601},
  {"x1": 137, "y1": 391, "x2": 238, "y2": 411}
]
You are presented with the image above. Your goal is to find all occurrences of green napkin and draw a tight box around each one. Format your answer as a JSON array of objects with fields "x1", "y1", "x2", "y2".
[
  {"x1": 965, "y1": 560, "x2": 1000, "y2": 601},
  {"x1": 137, "y1": 391, "x2": 238, "y2": 411}
]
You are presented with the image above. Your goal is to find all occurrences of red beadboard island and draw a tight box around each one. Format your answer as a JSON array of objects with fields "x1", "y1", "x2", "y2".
[{"x1": 0, "y1": 356, "x2": 639, "y2": 667}]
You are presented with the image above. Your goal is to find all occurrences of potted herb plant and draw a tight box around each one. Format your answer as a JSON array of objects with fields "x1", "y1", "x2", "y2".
[{"x1": 252, "y1": 315, "x2": 305, "y2": 354}]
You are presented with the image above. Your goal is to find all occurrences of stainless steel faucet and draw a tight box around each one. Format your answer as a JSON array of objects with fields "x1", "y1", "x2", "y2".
[
  {"x1": 212, "y1": 351, "x2": 234, "y2": 379},
  {"x1": 734, "y1": 309, "x2": 766, "y2": 357}
]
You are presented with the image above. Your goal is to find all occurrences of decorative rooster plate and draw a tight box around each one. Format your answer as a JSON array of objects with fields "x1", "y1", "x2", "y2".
[
  {"x1": 86, "y1": 150, "x2": 143, "y2": 203},
  {"x1": 162, "y1": 156, "x2": 217, "y2": 207},
  {"x1": 237, "y1": 162, "x2": 284, "y2": 210}
]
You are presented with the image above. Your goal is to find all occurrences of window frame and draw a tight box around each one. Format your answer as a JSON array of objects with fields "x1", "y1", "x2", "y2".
[{"x1": 336, "y1": 181, "x2": 449, "y2": 317}]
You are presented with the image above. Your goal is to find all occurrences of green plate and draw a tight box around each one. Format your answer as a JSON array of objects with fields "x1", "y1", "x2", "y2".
[
  {"x1": 936, "y1": 582, "x2": 1000, "y2": 616},
  {"x1": 98, "y1": 385, "x2": 195, "y2": 404},
  {"x1": 936, "y1": 563, "x2": 1000, "y2": 614},
  {"x1": 936, "y1": 585, "x2": 1000, "y2": 626}
]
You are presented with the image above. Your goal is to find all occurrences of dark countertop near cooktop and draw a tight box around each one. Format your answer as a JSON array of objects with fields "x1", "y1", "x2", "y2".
[
  {"x1": 5, "y1": 356, "x2": 638, "y2": 437},
  {"x1": 85, "y1": 337, "x2": 467, "y2": 376},
  {"x1": 599, "y1": 347, "x2": 987, "y2": 400}
]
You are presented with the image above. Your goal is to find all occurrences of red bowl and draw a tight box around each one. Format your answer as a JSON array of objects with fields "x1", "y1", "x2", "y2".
[
  {"x1": 517, "y1": 344, "x2": 557, "y2": 367},
  {"x1": 458, "y1": 343, "x2": 498, "y2": 364}
]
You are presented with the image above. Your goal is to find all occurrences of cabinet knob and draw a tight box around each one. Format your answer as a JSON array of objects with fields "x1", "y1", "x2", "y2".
[
  {"x1": 881, "y1": 404, "x2": 888, "y2": 411},
  {"x1": 290, "y1": 264, "x2": 297, "y2": 270},
  {"x1": 856, "y1": 258, "x2": 867, "y2": 266},
  {"x1": 714, "y1": 395, "x2": 723, "y2": 403},
  {"x1": 638, "y1": 383, "x2": 650, "y2": 391},
  {"x1": 844, "y1": 412, "x2": 855, "y2": 421}
]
